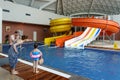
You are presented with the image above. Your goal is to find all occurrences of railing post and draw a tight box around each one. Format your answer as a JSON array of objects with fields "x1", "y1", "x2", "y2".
[{"x1": 102, "y1": 30, "x2": 105, "y2": 45}]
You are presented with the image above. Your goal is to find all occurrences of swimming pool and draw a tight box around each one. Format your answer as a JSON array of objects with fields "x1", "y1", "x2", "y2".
[{"x1": 2, "y1": 42, "x2": 120, "y2": 80}]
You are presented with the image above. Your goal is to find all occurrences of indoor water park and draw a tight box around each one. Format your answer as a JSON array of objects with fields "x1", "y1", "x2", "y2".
[{"x1": 0, "y1": 0, "x2": 120, "y2": 80}]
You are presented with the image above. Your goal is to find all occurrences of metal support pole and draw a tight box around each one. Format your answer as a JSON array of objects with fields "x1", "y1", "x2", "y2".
[
  {"x1": 74, "y1": 26, "x2": 77, "y2": 37},
  {"x1": 102, "y1": 30, "x2": 105, "y2": 45},
  {"x1": 113, "y1": 33, "x2": 115, "y2": 44},
  {"x1": 106, "y1": 33, "x2": 112, "y2": 44}
]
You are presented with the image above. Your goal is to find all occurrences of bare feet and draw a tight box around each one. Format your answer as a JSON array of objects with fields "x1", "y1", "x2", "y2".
[
  {"x1": 11, "y1": 70, "x2": 19, "y2": 75},
  {"x1": 35, "y1": 70, "x2": 39, "y2": 73},
  {"x1": 33, "y1": 70, "x2": 39, "y2": 73}
]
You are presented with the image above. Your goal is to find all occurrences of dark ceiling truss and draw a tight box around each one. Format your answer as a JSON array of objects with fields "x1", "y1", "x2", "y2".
[
  {"x1": 104, "y1": 0, "x2": 116, "y2": 14},
  {"x1": 4, "y1": 0, "x2": 120, "y2": 16},
  {"x1": 42, "y1": 8, "x2": 55, "y2": 12},
  {"x1": 115, "y1": 0, "x2": 120, "y2": 12},
  {"x1": 114, "y1": 0, "x2": 120, "y2": 13},
  {"x1": 109, "y1": 0, "x2": 116, "y2": 11},
  {"x1": 78, "y1": 0, "x2": 90, "y2": 12},
  {"x1": 98, "y1": 0, "x2": 107, "y2": 14},
  {"x1": 62, "y1": 0, "x2": 92, "y2": 15},
  {"x1": 56, "y1": 0, "x2": 64, "y2": 15},
  {"x1": 57, "y1": 0, "x2": 120, "y2": 16},
  {"x1": 29, "y1": 0, "x2": 34, "y2": 6},
  {"x1": 4, "y1": 0, "x2": 14, "y2": 2},
  {"x1": 88, "y1": 0, "x2": 94, "y2": 14},
  {"x1": 90, "y1": 4, "x2": 119, "y2": 14},
  {"x1": 93, "y1": 4, "x2": 101, "y2": 13}
]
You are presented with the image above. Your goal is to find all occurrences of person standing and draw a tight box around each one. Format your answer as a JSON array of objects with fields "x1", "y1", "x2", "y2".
[
  {"x1": 30, "y1": 43, "x2": 43, "y2": 73},
  {"x1": 8, "y1": 35, "x2": 32, "y2": 74}
]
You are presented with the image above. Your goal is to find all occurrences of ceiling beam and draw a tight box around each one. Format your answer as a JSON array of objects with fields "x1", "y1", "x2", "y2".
[
  {"x1": 42, "y1": 8, "x2": 55, "y2": 12},
  {"x1": 12, "y1": 0, "x2": 16, "y2": 3},
  {"x1": 104, "y1": 0, "x2": 113, "y2": 14},
  {"x1": 80, "y1": 1, "x2": 87, "y2": 13},
  {"x1": 39, "y1": 0, "x2": 56, "y2": 10},
  {"x1": 30, "y1": 0, "x2": 35, "y2": 6},
  {"x1": 88, "y1": 0, "x2": 94, "y2": 14},
  {"x1": 114, "y1": 0, "x2": 120, "y2": 13},
  {"x1": 39, "y1": 0, "x2": 51, "y2": 1},
  {"x1": 70, "y1": 12, "x2": 106, "y2": 17},
  {"x1": 99, "y1": 0, "x2": 107, "y2": 14},
  {"x1": 55, "y1": 0, "x2": 58, "y2": 13},
  {"x1": 4, "y1": 0, "x2": 16, "y2": 3}
]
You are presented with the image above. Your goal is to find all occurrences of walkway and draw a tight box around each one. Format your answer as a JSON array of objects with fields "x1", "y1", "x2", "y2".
[
  {"x1": 0, "y1": 54, "x2": 89, "y2": 80},
  {"x1": 2, "y1": 62, "x2": 69, "y2": 80},
  {"x1": 88, "y1": 40, "x2": 120, "y2": 50}
]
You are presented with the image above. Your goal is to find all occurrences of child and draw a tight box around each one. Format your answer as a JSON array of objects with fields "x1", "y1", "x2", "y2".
[{"x1": 30, "y1": 43, "x2": 42, "y2": 73}]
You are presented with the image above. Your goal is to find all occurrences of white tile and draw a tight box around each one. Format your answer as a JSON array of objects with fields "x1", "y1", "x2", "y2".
[{"x1": 0, "y1": 67, "x2": 23, "y2": 80}]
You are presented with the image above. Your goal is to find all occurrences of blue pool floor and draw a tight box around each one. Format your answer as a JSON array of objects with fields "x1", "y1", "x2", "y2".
[{"x1": 2, "y1": 42, "x2": 120, "y2": 80}]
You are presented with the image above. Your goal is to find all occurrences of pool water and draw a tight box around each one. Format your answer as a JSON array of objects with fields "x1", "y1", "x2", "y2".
[{"x1": 2, "y1": 42, "x2": 120, "y2": 80}]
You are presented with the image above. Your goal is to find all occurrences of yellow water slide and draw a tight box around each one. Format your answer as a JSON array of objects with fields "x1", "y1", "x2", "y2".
[{"x1": 44, "y1": 18, "x2": 71, "y2": 46}]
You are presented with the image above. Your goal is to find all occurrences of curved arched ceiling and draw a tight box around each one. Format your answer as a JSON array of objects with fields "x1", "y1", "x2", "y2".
[{"x1": 4, "y1": 0, "x2": 120, "y2": 16}]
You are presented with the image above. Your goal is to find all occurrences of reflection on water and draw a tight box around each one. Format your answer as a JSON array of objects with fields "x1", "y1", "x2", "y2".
[{"x1": 2, "y1": 43, "x2": 120, "y2": 80}]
